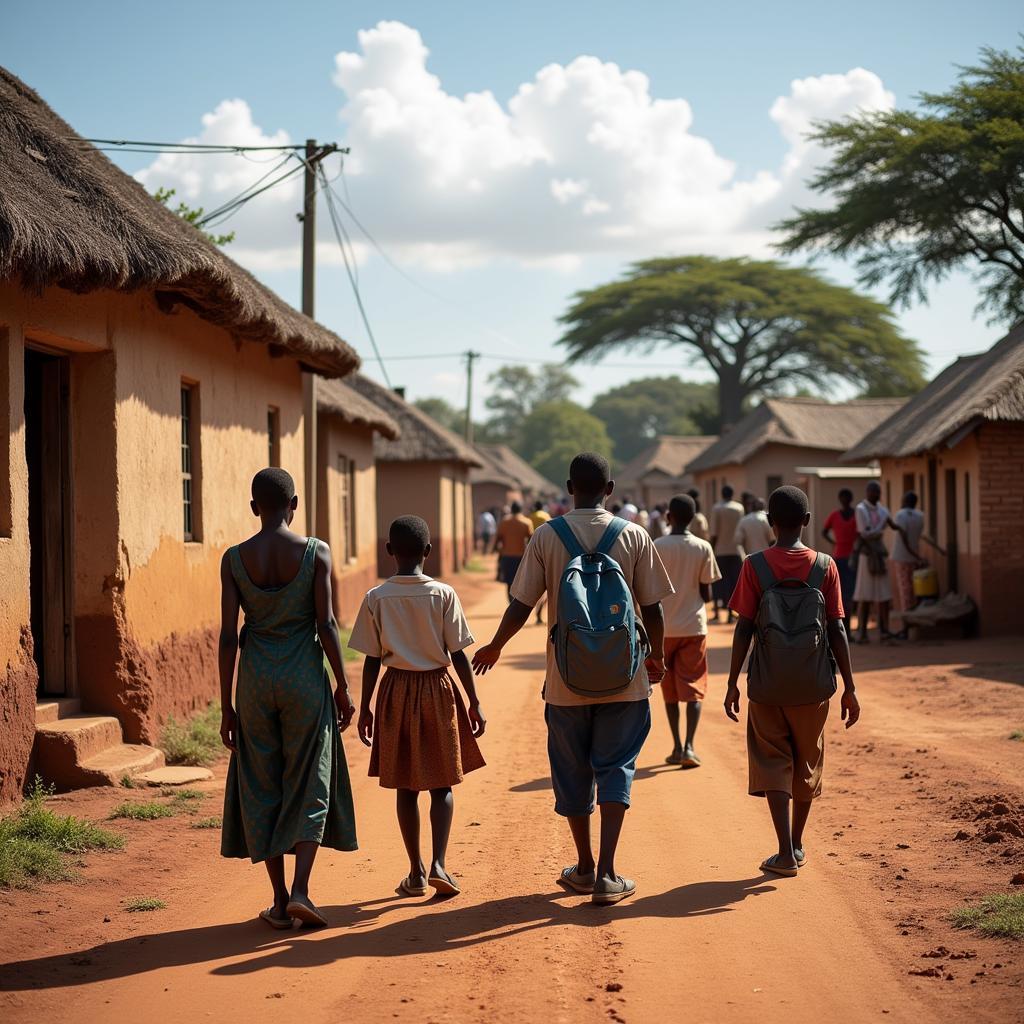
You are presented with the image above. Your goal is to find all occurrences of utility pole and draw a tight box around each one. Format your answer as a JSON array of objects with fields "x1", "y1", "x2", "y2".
[
  {"x1": 464, "y1": 349, "x2": 480, "y2": 444},
  {"x1": 299, "y1": 137, "x2": 339, "y2": 536}
]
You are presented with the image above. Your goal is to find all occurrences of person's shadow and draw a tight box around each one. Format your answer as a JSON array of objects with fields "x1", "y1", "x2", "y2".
[{"x1": 0, "y1": 877, "x2": 774, "y2": 990}]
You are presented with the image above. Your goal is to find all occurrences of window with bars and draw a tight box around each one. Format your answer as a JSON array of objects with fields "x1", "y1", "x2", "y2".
[
  {"x1": 337, "y1": 454, "x2": 357, "y2": 562},
  {"x1": 267, "y1": 406, "x2": 280, "y2": 467},
  {"x1": 181, "y1": 383, "x2": 201, "y2": 541}
]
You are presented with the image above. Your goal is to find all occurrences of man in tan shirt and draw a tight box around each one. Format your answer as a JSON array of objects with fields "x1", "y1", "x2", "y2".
[
  {"x1": 709, "y1": 484, "x2": 745, "y2": 622},
  {"x1": 473, "y1": 453, "x2": 673, "y2": 906}
]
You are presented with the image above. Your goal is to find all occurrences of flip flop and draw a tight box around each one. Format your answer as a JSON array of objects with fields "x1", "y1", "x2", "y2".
[
  {"x1": 665, "y1": 752, "x2": 684, "y2": 765},
  {"x1": 428, "y1": 870, "x2": 461, "y2": 896},
  {"x1": 795, "y1": 848, "x2": 806, "y2": 868},
  {"x1": 399, "y1": 876, "x2": 429, "y2": 897},
  {"x1": 679, "y1": 753, "x2": 702, "y2": 769},
  {"x1": 591, "y1": 876, "x2": 637, "y2": 906},
  {"x1": 559, "y1": 865, "x2": 597, "y2": 894},
  {"x1": 285, "y1": 895, "x2": 328, "y2": 927},
  {"x1": 760, "y1": 854, "x2": 799, "y2": 878},
  {"x1": 259, "y1": 907, "x2": 294, "y2": 930}
]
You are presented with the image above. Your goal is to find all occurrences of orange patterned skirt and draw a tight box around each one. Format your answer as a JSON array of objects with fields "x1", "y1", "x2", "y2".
[{"x1": 369, "y1": 667, "x2": 486, "y2": 791}]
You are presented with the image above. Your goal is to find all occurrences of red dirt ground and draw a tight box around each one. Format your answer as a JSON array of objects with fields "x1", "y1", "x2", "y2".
[{"x1": 1, "y1": 574, "x2": 1022, "y2": 1023}]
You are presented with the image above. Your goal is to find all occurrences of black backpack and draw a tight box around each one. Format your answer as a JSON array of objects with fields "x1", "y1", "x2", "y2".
[{"x1": 746, "y1": 551, "x2": 838, "y2": 706}]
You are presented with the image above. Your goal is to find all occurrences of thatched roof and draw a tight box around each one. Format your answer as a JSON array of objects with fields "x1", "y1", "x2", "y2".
[
  {"x1": 616, "y1": 435, "x2": 717, "y2": 485},
  {"x1": 343, "y1": 374, "x2": 483, "y2": 466},
  {"x1": 0, "y1": 67, "x2": 357, "y2": 376},
  {"x1": 317, "y1": 377, "x2": 400, "y2": 440},
  {"x1": 686, "y1": 397, "x2": 906, "y2": 474},
  {"x1": 844, "y1": 323, "x2": 1024, "y2": 461},
  {"x1": 471, "y1": 444, "x2": 559, "y2": 495}
]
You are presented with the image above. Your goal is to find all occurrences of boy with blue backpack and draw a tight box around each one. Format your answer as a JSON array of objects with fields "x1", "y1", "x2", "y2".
[
  {"x1": 723, "y1": 486, "x2": 860, "y2": 878},
  {"x1": 473, "y1": 453, "x2": 673, "y2": 905}
]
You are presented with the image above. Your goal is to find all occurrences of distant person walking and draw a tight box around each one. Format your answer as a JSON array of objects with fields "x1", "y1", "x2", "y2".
[
  {"x1": 647, "y1": 503, "x2": 669, "y2": 539},
  {"x1": 494, "y1": 502, "x2": 534, "y2": 601},
  {"x1": 477, "y1": 508, "x2": 497, "y2": 554},
  {"x1": 709, "y1": 485, "x2": 745, "y2": 623},
  {"x1": 822, "y1": 488, "x2": 858, "y2": 634},
  {"x1": 654, "y1": 494, "x2": 721, "y2": 768},
  {"x1": 734, "y1": 498, "x2": 774, "y2": 556},
  {"x1": 891, "y1": 492, "x2": 925, "y2": 636},
  {"x1": 529, "y1": 499, "x2": 551, "y2": 531},
  {"x1": 687, "y1": 489, "x2": 710, "y2": 541},
  {"x1": 852, "y1": 481, "x2": 899, "y2": 644},
  {"x1": 219, "y1": 469, "x2": 357, "y2": 930},
  {"x1": 472, "y1": 453, "x2": 673, "y2": 906}
]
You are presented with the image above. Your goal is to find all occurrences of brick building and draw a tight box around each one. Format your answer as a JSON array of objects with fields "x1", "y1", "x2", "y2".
[{"x1": 844, "y1": 324, "x2": 1024, "y2": 634}]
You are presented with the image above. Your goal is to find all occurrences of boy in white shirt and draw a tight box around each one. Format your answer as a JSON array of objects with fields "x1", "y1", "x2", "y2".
[{"x1": 654, "y1": 495, "x2": 722, "y2": 768}]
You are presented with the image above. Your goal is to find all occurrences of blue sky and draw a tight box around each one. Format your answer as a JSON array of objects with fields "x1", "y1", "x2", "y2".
[{"x1": 5, "y1": 1, "x2": 1022, "y2": 416}]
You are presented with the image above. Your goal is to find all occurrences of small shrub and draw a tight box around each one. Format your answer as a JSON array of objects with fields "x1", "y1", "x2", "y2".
[
  {"x1": 0, "y1": 777, "x2": 122, "y2": 888},
  {"x1": 191, "y1": 816, "x2": 222, "y2": 830},
  {"x1": 126, "y1": 897, "x2": 166, "y2": 912},
  {"x1": 1010, "y1": 730, "x2": 1024, "y2": 742},
  {"x1": 109, "y1": 801, "x2": 175, "y2": 822},
  {"x1": 120, "y1": 774, "x2": 137, "y2": 788},
  {"x1": 161, "y1": 704, "x2": 222, "y2": 767},
  {"x1": 951, "y1": 893, "x2": 1024, "y2": 938}
]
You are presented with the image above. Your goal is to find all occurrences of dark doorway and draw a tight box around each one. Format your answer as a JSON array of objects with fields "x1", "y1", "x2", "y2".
[
  {"x1": 944, "y1": 468, "x2": 958, "y2": 594},
  {"x1": 25, "y1": 348, "x2": 74, "y2": 696}
]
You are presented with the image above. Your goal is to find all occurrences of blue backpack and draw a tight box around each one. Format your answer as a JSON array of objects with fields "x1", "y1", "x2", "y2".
[{"x1": 547, "y1": 516, "x2": 648, "y2": 698}]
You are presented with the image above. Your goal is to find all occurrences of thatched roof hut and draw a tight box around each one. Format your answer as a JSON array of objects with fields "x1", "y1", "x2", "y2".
[
  {"x1": 344, "y1": 374, "x2": 483, "y2": 466},
  {"x1": 317, "y1": 377, "x2": 401, "y2": 440},
  {"x1": 686, "y1": 397, "x2": 906, "y2": 474},
  {"x1": 0, "y1": 67, "x2": 357, "y2": 376},
  {"x1": 471, "y1": 444, "x2": 558, "y2": 496},
  {"x1": 843, "y1": 323, "x2": 1024, "y2": 462}
]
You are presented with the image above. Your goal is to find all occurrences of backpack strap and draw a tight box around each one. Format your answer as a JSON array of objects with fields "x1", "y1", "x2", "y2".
[
  {"x1": 806, "y1": 551, "x2": 830, "y2": 591},
  {"x1": 548, "y1": 516, "x2": 586, "y2": 559},
  {"x1": 595, "y1": 516, "x2": 629, "y2": 556},
  {"x1": 750, "y1": 550, "x2": 778, "y2": 593}
]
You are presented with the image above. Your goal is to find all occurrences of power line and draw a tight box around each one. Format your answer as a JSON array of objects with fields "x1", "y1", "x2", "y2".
[
  {"x1": 195, "y1": 154, "x2": 304, "y2": 228},
  {"x1": 75, "y1": 138, "x2": 332, "y2": 153},
  {"x1": 317, "y1": 164, "x2": 392, "y2": 388}
]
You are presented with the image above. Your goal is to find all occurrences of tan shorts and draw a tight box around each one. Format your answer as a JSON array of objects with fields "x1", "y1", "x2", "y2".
[
  {"x1": 662, "y1": 636, "x2": 708, "y2": 702},
  {"x1": 747, "y1": 700, "x2": 829, "y2": 801}
]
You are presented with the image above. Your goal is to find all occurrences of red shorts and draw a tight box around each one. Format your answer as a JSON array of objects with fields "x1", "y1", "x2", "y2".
[{"x1": 661, "y1": 636, "x2": 708, "y2": 702}]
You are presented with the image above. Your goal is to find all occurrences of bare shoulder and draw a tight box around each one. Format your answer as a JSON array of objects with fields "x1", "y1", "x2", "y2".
[{"x1": 314, "y1": 538, "x2": 332, "y2": 566}]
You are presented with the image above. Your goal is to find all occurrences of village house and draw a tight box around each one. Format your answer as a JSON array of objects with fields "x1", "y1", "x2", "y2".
[
  {"x1": 843, "y1": 325, "x2": 1024, "y2": 634},
  {"x1": 0, "y1": 69, "x2": 359, "y2": 804},
  {"x1": 471, "y1": 442, "x2": 558, "y2": 527},
  {"x1": 614, "y1": 435, "x2": 717, "y2": 509},
  {"x1": 315, "y1": 377, "x2": 401, "y2": 623},
  {"x1": 344, "y1": 374, "x2": 481, "y2": 579},
  {"x1": 685, "y1": 397, "x2": 905, "y2": 540}
]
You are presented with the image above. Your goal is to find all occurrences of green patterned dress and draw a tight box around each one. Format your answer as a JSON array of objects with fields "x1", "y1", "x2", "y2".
[{"x1": 221, "y1": 536, "x2": 358, "y2": 862}]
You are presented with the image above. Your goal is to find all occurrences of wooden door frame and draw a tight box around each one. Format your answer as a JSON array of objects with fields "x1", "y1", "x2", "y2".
[
  {"x1": 26, "y1": 343, "x2": 77, "y2": 697},
  {"x1": 944, "y1": 467, "x2": 958, "y2": 594}
]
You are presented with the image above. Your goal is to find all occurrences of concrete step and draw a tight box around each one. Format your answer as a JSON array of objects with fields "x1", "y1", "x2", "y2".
[
  {"x1": 77, "y1": 744, "x2": 166, "y2": 787},
  {"x1": 35, "y1": 698, "x2": 82, "y2": 725},
  {"x1": 34, "y1": 715, "x2": 127, "y2": 789}
]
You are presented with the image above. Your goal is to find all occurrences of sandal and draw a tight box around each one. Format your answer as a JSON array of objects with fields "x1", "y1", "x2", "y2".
[
  {"x1": 759, "y1": 854, "x2": 799, "y2": 878},
  {"x1": 399, "y1": 876, "x2": 429, "y2": 897},
  {"x1": 559, "y1": 865, "x2": 596, "y2": 894},
  {"x1": 259, "y1": 907, "x2": 294, "y2": 930},
  {"x1": 428, "y1": 869, "x2": 461, "y2": 896},
  {"x1": 285, "y1": 895, "x2": 328, "y2": 927},
  {"x1": 665, "y1": 751, "x2": 684, "y2": 765},
  {"x1": 591, "y1": 875, "x2": 637, "y2": 906}
]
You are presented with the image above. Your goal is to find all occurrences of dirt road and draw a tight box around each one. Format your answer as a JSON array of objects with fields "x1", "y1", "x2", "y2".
[{"x1": 2, "y1": 576, "x2": 1022, "y2": 1023}]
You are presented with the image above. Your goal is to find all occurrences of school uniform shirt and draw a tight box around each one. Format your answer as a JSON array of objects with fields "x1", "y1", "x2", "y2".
[
  {"x1": 709, "y1": 500, "x2": 745, "y2": 557},
  {"x1": 734, "y1": 511, "x2": 774, "y2": 556},
  {"x1": 822, "y1": 508, "x2": 859, "y2": 559},
  {"x1": 729, "y1": 547, "x2": 845, "y2": 622},
  {"x1": 654, "y1": 532, "x2": 722, "y2": 637},
  {"x1": 891, "y1": 507, "x2": 925, "y2": 563},
  {"x1": 349, "y1": 575, "x2": 474, "y2": 672},
  {"x1": 495, "y1": 513, "x2": 534, "y2": 557},
  {"x1": 510, "y1": 507, "x2": 675, "y2": 706},
  {"x1": 690, "y1": 511, "x2": 710, "y2": 541}
]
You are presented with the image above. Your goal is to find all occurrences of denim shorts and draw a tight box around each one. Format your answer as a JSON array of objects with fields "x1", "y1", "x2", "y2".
[{"x1": 544, "y1": 700, "x2": 652, "y2": 817}]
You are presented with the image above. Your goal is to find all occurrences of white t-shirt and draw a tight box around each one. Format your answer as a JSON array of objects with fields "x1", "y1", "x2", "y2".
[
  {"x1": 654, "y1": 532, "x2": 722, "y2": 637},
  {"x1": 891, "y1": 507, "x2": 924, "y2": 563},
  {"x1": 349, "y1": 575, "x2": 474, "y2": 671},
  {"x1": 734, "y1": 511, "x2": 774, "y2": 556},
  {"x1": 855, "y1": 500, "x2": 891, "y2": 543},
  {"x1": 478, "y1": 511, "x2": 496, "y2": 535}
]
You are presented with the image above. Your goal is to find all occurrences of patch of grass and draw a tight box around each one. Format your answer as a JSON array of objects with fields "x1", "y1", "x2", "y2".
[
  {"x1": 125, "y1": 897, "x2": 166, "y2": 912},
  {"x1": 951, "y1": 893, "x2": 1024, "y2": 938},
  {"x1": 190, "y1": 816, "x2": 222, "y2": 830},
  {"x1": 159, "y1": 787, "x2": 203, "y2": 800},
  {"x1": 120, "y1": 774, "x2": 137, "y2": 789},
  {"x1": 336, "y1": 626, "x2": 361, "y2": 663},
  {"x1": 463, "y1": 556, "x2": 489, "y2": 574},
  {"x1": 1010, "y1": 729, "x2": 1024, "y2": 742},
  {"x1": 0, "y1": 777, "x2": 122, "y2": 888},
  {"x1": 109, "y1": 801, "x2": 175, "y2": 821},
  {"x1": 161, "y1": 703, "x2": 222, "y2": 767}
]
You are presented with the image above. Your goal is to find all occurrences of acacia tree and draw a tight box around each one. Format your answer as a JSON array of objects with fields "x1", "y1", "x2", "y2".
[
  {"x1": 559, "y1": 256, "x2": 923, "y2": 427},
  {"x1": 777, "y1": 44, "x2": 1024, "y2": 324}
]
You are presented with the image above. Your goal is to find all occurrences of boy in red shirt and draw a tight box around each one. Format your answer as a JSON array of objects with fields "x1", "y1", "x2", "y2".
[
  {"x1": 822, "y1": 487, "x2": 858, "y2": 634},
  {"x1": 724, "y1": 486, "x2": 860, "y2": 877}
]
